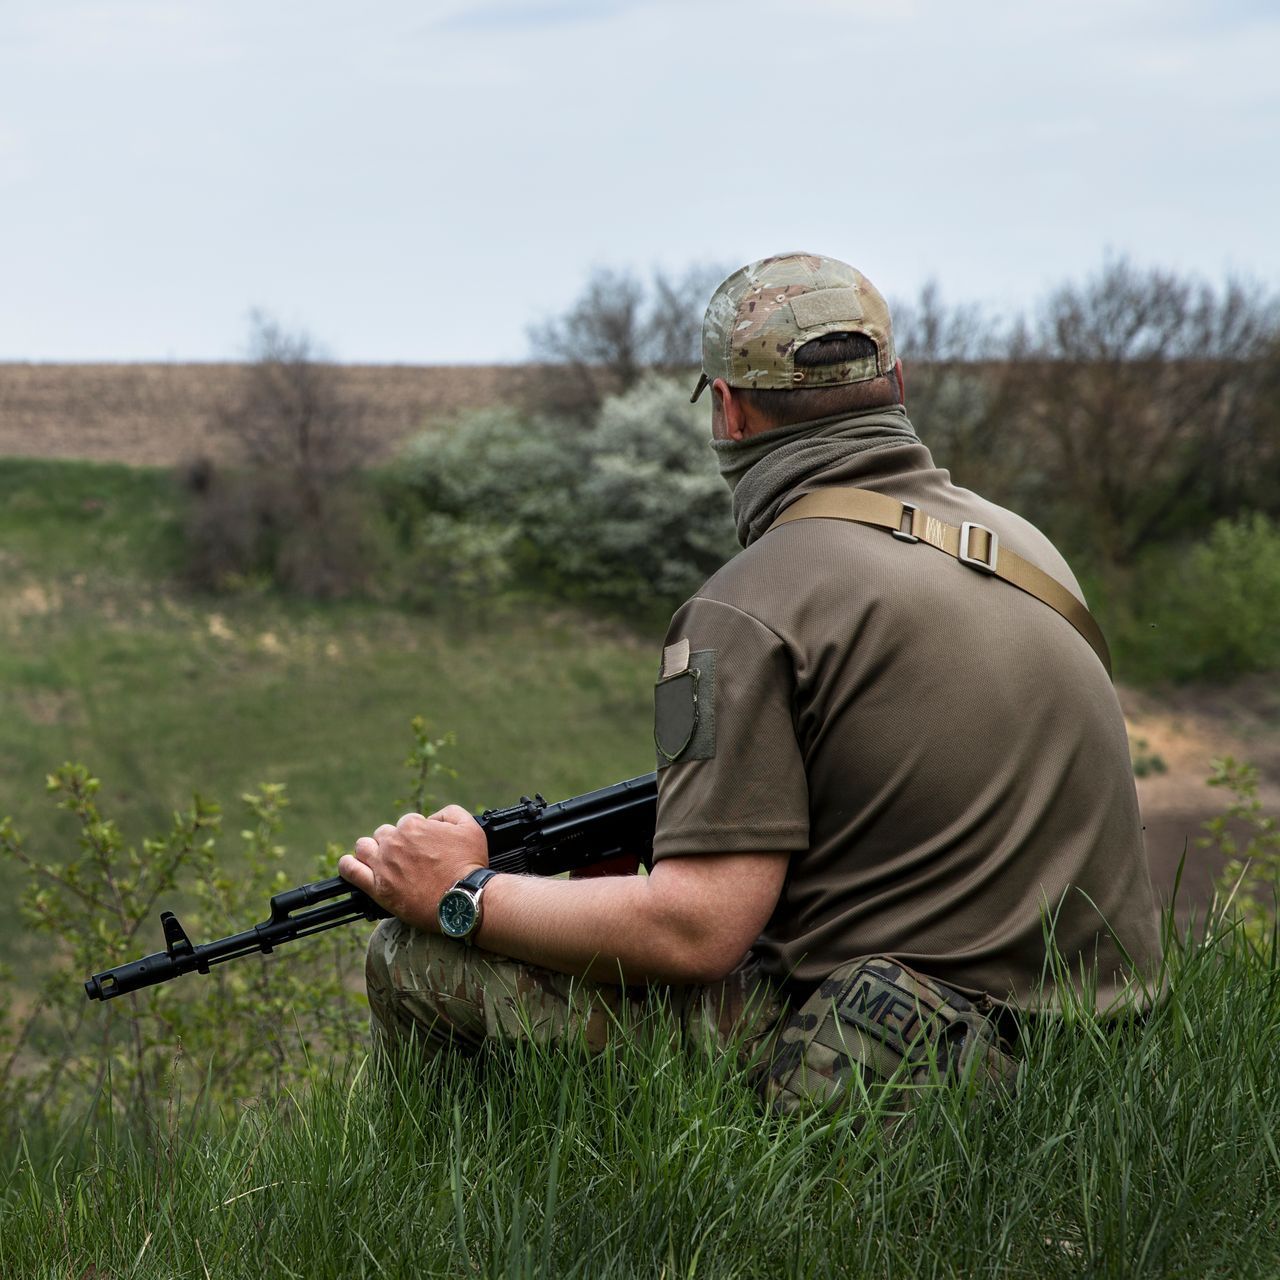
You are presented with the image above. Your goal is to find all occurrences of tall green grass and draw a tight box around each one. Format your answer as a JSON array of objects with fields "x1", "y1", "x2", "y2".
[
  {"x1": 3, "y1": 916, "x2": 1277, "y2": 1279},
  {"x1": 4, "y1": 458, "x2": 1279, "y2": 1277}
]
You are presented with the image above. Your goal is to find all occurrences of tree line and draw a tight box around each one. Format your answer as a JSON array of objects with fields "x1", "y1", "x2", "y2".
[
  {"x1": 529, "y1": 258, "x2": 1280, "y2": 570},
  {"x1": 179, "y1": 260, "x2": 1280, "y2": 680}
]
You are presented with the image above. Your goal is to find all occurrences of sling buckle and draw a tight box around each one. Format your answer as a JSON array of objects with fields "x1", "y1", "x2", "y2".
[
  {"x1": 958, "y1": 522, "x2": 999, "y2": 574},
  {"x1": 891, "y1": 502, "x2": 920, "y2": 543}
]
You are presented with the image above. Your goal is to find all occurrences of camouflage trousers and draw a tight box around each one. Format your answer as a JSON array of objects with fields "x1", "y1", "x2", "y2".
[
  {"x1": 364, "y1": 918, "x2": 788, "y2": 1080},
  {"x1": 364, "y1": 922, "x2": 1017, "y2": 1113},
  {"x1": 764, "y1": 956, "x2": 1019, "y2": 1112}
]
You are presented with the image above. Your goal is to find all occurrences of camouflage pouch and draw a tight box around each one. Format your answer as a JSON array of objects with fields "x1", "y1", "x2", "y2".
[{"x1": 763, "y1": 956, "x2": 1018, "y2": 1116}]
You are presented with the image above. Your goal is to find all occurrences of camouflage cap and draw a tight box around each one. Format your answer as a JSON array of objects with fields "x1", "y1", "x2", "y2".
[{"x1": 691, "y1": 253, "x2": 896, "y2": 403}]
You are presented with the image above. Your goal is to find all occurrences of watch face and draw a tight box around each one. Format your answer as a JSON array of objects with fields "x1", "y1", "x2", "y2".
[{"x1": 438, "y1": 888, "x2": 478, "y2": 938}]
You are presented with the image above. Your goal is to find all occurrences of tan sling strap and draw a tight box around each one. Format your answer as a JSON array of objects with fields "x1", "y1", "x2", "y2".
[{"x1": 767, "y1": 488, "x2": 1112, "y2": 677}]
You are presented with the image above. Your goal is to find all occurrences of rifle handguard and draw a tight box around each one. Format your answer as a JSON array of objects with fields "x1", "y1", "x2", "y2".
[{"x1": 85, "y1": 772, "x2": 657, "y2": 1001}]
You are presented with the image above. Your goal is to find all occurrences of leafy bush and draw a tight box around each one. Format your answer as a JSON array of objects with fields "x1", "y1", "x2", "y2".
[
  {"x1": 1128, "y1": 736, "x2": 1168, "y2": 778},
  {"x1": 0, "y1": 719, "x2": 456, "y2": 1127},
  {"x1": 396, "y1": 375, "x2": 737, "y2": 616},
  {"x1": 1201, "y1": 756, "x2": 1280, "y2": 943},
  {"x1": 0, "y1": 770, "x2": 359, "y2": 1126},
  {"x1": 1111, "y1": 512, "x2": 1280, "y2": 681},
  {"x1": 390, "y1": 511, "x2": 517, "y2": 607}
]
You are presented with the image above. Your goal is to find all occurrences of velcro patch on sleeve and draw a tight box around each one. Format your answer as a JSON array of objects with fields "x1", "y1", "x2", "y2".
[
  {"x1": 654, "y1": 649, "x2": 716, "y2": 768},
  {"x1": 661, "y1": 637, "x2": 690, "y2": 679}
]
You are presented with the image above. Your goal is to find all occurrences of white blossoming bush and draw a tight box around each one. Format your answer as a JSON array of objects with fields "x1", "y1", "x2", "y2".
[{"x1": 400, "y1": 376, "x2": 737, "y2": 614}]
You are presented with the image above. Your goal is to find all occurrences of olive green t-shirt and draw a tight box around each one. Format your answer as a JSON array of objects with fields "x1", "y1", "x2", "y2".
[{"x1": 652, "y1": 442, "x2": 1162, "y2": 1012}]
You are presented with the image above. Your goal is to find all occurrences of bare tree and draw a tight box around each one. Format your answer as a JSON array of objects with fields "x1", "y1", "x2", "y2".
[
  {"x1": 216, "y1": 312, "x2": 374, "y2": 516},
  {"x1": 184, "y1": 313, "x2": 380, "y2": 597},
  {"x1": 1007, "y1": 259, "x2": 1280, "y2": 564},
  {"x1": 893, "y1": 280, "x2": 1001, "y2": 365},
  {"x1": 644, "y1": 263, "x2": 730, "y2": 369},
  {"x1": 889, "y1": 282, "x2": 1033, "y2": 504},
  {"x1": 526, "y1": 263, "x2": 729, "y2": 416}
]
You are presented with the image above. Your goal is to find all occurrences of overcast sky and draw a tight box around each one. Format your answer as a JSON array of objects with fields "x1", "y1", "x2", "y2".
[{"x1": 2, "y1": 0, "x2": 1278, "y2": 363}]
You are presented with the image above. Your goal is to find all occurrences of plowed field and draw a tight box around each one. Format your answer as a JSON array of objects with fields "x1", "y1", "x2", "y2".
[{"x1": 0, "y1": 362, "x2": 527, "y2": 465}]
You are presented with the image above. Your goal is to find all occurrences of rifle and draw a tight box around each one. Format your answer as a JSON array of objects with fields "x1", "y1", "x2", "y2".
[{"x1": 84, "y1": 772, "x2": 657, "y2": 1002}]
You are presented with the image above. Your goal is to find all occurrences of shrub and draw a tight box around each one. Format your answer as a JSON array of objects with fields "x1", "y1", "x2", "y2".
[
  {"x1": 390, "y1": 511, "x2": 518, "y2": 608},
  {"x1": 184, "y1": 463, "x2": 386, "y2": 597},
  {"x1": 0, "y1": 771, "x2": 360, "y2": 1126},
  {"x1": 182, "y1": 314, "x2": 382, "y2": 598},
  {"x1": 1201, "y1": 756, "x2": 1280, "y2": 943},
  {"x1": 1129, "y1": 736, "x2": 1168, "y2": 778},
  {"x1": 397, "y1": 376, "x2": 737, "y2": 617},
  {"x1": 563, "y1": 376, "x2": 738, "y2": 605},
  {"x1": 1113, "y1": 512, "x2": 1280, "y2": 681},
  {"x1": 0, "y1": 719, "x2": 456, "y2": 1127}
]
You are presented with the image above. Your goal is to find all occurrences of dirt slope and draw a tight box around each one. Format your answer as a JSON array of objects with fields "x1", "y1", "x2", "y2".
[{"x1": 1121, "y1": 678, "x2": 1280, "y2": 917}]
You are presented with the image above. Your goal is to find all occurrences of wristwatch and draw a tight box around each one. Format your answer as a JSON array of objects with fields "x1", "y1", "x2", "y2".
[{"x1": 437, "y1": 867, "x2": 498, "y2": 943}]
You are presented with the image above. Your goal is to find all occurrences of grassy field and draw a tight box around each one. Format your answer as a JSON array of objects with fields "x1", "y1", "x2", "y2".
[
  {"x1": 3, "y1": 457, "x2": 1279, "y2": 1278},
  {"x1": 2, "y1": 918, "x2": 1278, "y2": 1279},
  {"x1": 0, "y1": 459, "x2": 657, "y2": 964}
]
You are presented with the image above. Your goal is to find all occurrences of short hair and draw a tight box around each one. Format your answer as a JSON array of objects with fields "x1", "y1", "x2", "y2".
[{"x1": 735, "y1": 332, "x2": 900, "y2": 427}]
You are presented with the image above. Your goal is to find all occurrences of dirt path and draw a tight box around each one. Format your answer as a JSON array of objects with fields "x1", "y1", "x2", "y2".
[{"x1": 1122, "y1": 676, "x2": 1280, "y2": 918}]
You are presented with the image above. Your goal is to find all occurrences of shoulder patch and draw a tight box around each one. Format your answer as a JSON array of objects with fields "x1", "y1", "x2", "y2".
[{"x1": 654, "y1": 649, "x2": 716, "y2": 768}]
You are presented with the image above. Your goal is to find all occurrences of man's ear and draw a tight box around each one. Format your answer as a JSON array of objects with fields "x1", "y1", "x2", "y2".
[
  {"x1": 894, "y1": 358, "x2": 906, "y2": 406},
  {"x1": 713, "y1": 379, "x2": 751, "y2": 441}
]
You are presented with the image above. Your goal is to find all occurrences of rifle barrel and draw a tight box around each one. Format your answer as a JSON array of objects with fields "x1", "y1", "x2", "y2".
[{"x1": 85, "y1": 884, "x2": 388, "y2": 1000}]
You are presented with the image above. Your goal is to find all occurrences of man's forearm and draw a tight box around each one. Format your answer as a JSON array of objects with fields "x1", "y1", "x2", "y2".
[
  {"x1": 340, "y1": 805, "x2": 789, "y2": 986},
  {"x1": 473, "y1": 854, "x2": 786, "y2": 986},
  {"x1": 474, "y1": 871, "x2": 720, "y2": 985}
]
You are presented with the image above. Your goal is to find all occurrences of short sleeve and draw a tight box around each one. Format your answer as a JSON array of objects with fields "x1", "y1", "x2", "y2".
[{"x1": 652, "y1": 596, "x2": 809, "y2": 859}]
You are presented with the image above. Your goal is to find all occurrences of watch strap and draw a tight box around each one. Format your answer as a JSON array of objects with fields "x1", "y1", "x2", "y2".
[{"x1": 459, "y1": 867, "x2": 497, "y2": 893}]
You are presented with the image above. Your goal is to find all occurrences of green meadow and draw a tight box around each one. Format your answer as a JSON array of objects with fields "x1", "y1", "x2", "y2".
[
  {"x1": 2, "y1": 457, "x2": 1278, "y2": 1278},
  {"x1": 0, "y1": 459, "x2": 656, "y2": 963}
]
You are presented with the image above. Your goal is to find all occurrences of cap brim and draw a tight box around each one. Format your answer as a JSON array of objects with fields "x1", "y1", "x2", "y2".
[{"x1": 689, "y1": 372, "x2": 710, "y2": 403}]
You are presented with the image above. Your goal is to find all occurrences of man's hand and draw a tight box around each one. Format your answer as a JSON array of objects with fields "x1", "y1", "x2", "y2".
[{"x1": 339, "y1": 805, "x2": 488, "y2": 931}]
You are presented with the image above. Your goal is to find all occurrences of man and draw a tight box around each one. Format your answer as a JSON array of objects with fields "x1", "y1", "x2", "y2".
[{"x1": 340, "y1": 253, "x2": 1162, "y2": 1104}]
